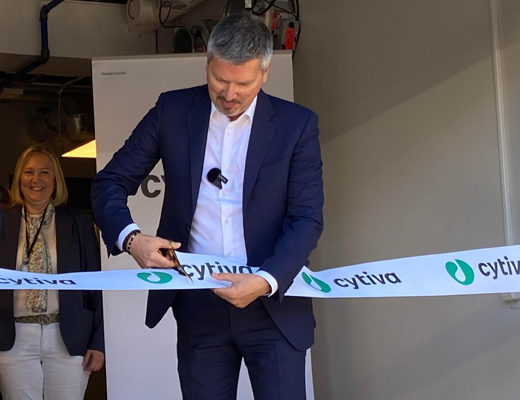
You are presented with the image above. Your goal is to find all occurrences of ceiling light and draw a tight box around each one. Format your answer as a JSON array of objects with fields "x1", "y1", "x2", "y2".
[{"x1": 62, "y1": 140, "x2": 96, "y2": 158}]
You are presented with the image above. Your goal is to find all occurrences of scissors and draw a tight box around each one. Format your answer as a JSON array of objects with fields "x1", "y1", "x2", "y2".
[{"x1": 166, "y1": 241, "x2": 193, "y2": 282}]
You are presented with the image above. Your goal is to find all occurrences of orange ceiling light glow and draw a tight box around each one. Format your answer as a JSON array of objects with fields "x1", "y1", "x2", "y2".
[{"x1": 62, "y1": 140, "x2": 97, "y2": 158}]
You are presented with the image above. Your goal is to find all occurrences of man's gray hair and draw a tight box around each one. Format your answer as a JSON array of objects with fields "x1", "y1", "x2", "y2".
[{"x1": 207, "y1": 14, "x2": 273, "y2": 71}]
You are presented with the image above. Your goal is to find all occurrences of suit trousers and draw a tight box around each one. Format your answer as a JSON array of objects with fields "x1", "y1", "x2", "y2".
[
  {"x1": 0, "y1": 323, "x2": 90, "y2": 400},
  {"x1": 173, "y1": 290, "x2": 306, "y2": 400}
]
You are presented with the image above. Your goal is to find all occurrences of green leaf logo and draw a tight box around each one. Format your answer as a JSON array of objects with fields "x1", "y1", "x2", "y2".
[
  {"x1": 445, "y1": 259, "x2": 475, "y2": 285},
  {"x1": 137, "y1": 271, "x2": 173, "y2": 284},
  {"x1": 302, "y1": 272, "x2": 332, "y2": 293}
]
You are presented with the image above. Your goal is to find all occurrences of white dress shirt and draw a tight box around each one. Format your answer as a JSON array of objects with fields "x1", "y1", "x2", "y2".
[{"x1": 118, "y1": 96, "x2": 278, "y2": 294}]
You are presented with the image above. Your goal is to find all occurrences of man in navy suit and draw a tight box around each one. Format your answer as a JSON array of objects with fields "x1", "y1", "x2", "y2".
[{"x1": 92, "y1": 14, "x2": 323, "y2": 400}]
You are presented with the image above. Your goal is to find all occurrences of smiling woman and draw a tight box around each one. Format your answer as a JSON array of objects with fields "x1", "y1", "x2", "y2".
[
  {"x1": 0, "y1": 145, "x2": 105, "y2": 400},
  {"x1": 19, "y1": 154, "x2": 56, "y2": 214},
  {"x1": 10, "y1": 147, "x2": 68, "y2": 213}
]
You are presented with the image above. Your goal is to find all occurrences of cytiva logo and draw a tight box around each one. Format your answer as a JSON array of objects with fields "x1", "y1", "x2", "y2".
[
  {"x1": 333, "y1": 271, "x2": 402, "y2": 290},
  {"x1": 445, "y1": 259, "x2": 475, "y2": 286},
  {"x1": 446, "y1": 256, "x2": 520, "y2": 285},
  {"x1": 302, "y1": 272, "x2": 332, "y2": 293},
  {"x1": 0, "y1": 278, "x2": 77, "y2": 286},
  {"x1": 137, "y1": 271, "x2": 173, "y2": 284}
]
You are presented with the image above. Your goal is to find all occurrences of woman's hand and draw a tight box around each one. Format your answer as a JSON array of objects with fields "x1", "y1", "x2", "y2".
[{"x1": 82, "y1": 349, "x2": 105, "y2": 372}]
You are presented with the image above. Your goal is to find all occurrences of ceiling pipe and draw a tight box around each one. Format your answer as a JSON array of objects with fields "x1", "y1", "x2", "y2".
[{"x1": 0, "y1": 0, "x2": 66, "y2": 89}]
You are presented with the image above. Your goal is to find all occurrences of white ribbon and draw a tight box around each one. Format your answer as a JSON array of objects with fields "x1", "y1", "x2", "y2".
[{"x1": 1, "y1": 246, "x2": 520, "y2": 298}]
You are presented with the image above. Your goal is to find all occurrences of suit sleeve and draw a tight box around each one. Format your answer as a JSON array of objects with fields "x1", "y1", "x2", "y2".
[
  {"x1": 258, "y1": 111, "x2": 324, "y2": 300},
  {"x1": 81, "y1": 213, "x2": 104, "y2": 353},
  {"x1": 91, "y1": 94, "x2": 164, "y2": 256}
]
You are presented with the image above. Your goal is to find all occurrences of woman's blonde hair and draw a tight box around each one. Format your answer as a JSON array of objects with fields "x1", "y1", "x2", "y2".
[{"x1": 10, "y1": 145, "x2": 68, "y2": 207}]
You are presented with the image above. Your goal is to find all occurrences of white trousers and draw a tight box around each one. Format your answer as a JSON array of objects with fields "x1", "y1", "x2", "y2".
[{"x1": 0, "y1": 323, "x2": 90, "y2": 400}]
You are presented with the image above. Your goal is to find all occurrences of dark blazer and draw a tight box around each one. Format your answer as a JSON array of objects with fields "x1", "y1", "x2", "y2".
[
  {"x1": 0, "y1": 205, "x2": 104, "y2": 356},
  {"x1": 91, "y1": 85, "x2": 323, "y2": 351}
]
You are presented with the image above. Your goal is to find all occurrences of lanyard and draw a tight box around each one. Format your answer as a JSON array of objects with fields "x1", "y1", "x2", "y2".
[{"x1": 24, "y1": 205, "x2": 48, "y2": 259}]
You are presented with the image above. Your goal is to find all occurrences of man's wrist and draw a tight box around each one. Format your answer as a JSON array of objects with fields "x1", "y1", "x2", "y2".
[
  {"x1": 123, "y1": 229, "x2": 141, "y2": 253},
  {"x1": 256, "y1": 270, "x2": 278, "y2": 296},
  {"x1": 117, "y1": 223, "x2": 141, "y2": 251}
]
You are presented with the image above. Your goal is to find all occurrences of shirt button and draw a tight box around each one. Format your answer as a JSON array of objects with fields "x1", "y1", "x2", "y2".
[
  {"x1": 222, "y1": 164, "x2": 227, "y2": 169},
  {"x1": 226, "y1": 131, "x2": 231, "y2": 136},
  {"x1": 222, "y1": 192, "x2": 226, "y2": 197},
  {"x1": 225, "y1": 219, "x2": 229, "y2": 224},
  {"x1": 227, "y1": 252, "x2": 231, "y2": 257}
]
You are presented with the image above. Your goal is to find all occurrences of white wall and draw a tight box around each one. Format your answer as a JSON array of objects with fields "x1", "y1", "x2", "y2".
[
  {"x1": 293, "y1": 0, "x2": 520, "y2": 399},
  {"x1": 500, "y1": 1, "x2": 520, "y2": 244},
  {"x1": 0, "y1": 0, "x2": 225, "y2": 65},
  {"x1": 0, "y1": 0, "x2": 155, "y2": 59}
]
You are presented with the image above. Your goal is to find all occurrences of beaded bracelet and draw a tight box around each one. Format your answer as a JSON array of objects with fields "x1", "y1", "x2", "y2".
[{"x1": 123, "y1": 229, "x2": 141, "y2": 253}]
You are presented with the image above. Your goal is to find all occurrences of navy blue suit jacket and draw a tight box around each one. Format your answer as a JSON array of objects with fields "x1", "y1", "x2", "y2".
[
  {"x1": 0, "y1": 206, "x2": 104, "y2": 356},
  {"x1": 91, "y1": 85, "x2": 323, "y2": 350}
]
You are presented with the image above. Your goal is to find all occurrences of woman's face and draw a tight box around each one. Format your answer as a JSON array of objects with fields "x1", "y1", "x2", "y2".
[{"x1": 20, "y1": 153, "x2": 56, "y2": 212}]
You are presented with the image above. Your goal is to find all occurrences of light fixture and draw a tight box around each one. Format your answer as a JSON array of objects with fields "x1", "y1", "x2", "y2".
[{"x1": 62, "y1": 140, "x2": 97, "y2": 158}]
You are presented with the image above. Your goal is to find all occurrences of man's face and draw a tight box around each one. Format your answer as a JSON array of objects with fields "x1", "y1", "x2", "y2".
[{"x1": 206, "y1": 57, "x2": 270, "y2": 120}]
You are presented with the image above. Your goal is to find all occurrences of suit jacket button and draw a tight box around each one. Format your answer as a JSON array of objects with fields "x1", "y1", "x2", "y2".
[{"x1": 186, "y1": 226, "x2": 190, "y2": 232}]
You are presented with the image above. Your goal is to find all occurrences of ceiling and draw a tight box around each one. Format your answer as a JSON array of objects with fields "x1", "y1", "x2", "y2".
[
  {"x1": 0, "y1": 54, "x2": 92, "y2": 77},
  {"x1": 0, "y1": 53, "x2": 93, "y2": 104}
]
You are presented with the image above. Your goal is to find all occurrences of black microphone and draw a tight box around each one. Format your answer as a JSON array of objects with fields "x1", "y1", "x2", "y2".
[{"x1": 207, "y1": 168, "x2": 228, "y2": 190}]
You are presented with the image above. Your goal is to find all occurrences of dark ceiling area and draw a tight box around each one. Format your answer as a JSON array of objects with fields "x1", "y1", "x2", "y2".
[
  {"x1": 0, "y1": 72, "x2": 92, "y2": 104},
  {"x1": 0, "y1": 73, "x2": 92, "y2": 89},
  {"x1": 0, "y1": 72, "x2": 92, "y2": 88}
]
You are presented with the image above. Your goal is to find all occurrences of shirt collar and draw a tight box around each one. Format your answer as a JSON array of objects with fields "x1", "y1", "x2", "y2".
[{"x1": 210, "y1": 95, "x2": 258, "y2": 124}]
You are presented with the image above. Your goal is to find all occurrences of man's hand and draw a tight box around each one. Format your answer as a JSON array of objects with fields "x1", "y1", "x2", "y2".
[
  {"x1": 212, "y1": 273, "x2": 271, "y2": 308},
  {"x1": 82, "y1": 350, "x2": 105, "y2": 372},
  {"x1": 130, "y1": 234, "x2": 181, "y2": 269}
]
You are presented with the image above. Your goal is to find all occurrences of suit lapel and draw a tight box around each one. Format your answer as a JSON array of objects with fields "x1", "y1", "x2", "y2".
[
  {"x1": 243, "y1": 90, "x2": 276, "y2": 209},
  {"x1": 2, "y1": 206, "x2": 22, "y2": 270},
  {"x1": 187, "y1": 92, "x2": 211, "y2": 217},
  {"x1": 55, "y1": 206, "x2": 72, "y2": 274}
]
